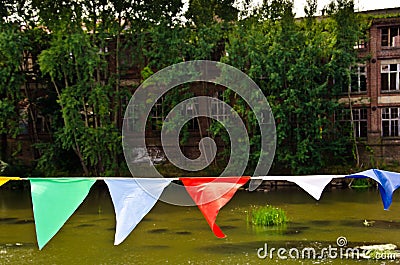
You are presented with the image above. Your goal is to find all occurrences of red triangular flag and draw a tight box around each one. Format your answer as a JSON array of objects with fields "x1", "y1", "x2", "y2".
[{"x1": 180, "y1": 177, "x2": 250, "y2": 238}]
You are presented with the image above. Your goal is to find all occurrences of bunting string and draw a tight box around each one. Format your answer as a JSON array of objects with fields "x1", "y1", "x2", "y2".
[{"x1": 0, "y1": 170, "x2": 399, "y2": 249}]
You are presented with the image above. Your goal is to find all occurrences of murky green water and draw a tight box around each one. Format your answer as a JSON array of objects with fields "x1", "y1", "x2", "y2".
[{"x1": 1, "y1": 184, "x2": 400, "y2": 264}]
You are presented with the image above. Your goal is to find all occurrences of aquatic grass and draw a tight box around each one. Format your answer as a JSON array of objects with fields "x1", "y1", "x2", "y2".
[{"x1": 250, "y1": 205, "x2": 288, "y2": 227}]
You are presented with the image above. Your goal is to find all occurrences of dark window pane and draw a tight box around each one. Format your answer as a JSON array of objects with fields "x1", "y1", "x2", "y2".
[
  {"x1": 353, "y1": 110, "x2": 360, "y2": 120},
  {"x1": 382, "y1": 28, "x2": 389, "y2": 46},
  {"x1": 187, "y1": 118, "x2": 199, "y2": 131},
  {"x1": 382, "y1": 120, "x2": 390, "y2": 136},
  {"x1": 391, "y1": 108, "x2": 399, "y2": 119},
  {"x1": 381, "y1": 73, "x2": 389, "y2": 90},
  {"x1": 382, "y1": 108, "x2": 390, "y2": 119},
  {"x1": 392, "y1": 120, "x2": 399, "y2": 136},
  {"x1": 390, "y1": 64, "x2": 397, "y2": 71},
  {"x1": 350, "y1": 71, "x2": 358, "y2": 92},
  {"x1": 390, "y1": 27, "x2": 400, "y2": 47},
  {"x1": 360, "y1": 75, "x2": 367, "y2": 91},
  {"x1": 361, "y1": 109, "x2": 368, "y2": 119},
  {"x1": 390, "y1": 73, "x2": 397, "y2": 90},
  {"x1": 354, "y1": 121, "x2": 360, "y2": 137},
  {"x1": 360, "y1": 121, "x2": 367, "y2": 137}
]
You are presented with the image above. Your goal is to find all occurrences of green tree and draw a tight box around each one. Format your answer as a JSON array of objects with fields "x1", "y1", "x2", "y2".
[
  {"x1": 0, "y1": 23, "x2": 27, "y2": 162},
  {"x1": 186, "y1": 0, "x2": 238, "y2": 26},
  {"x1": 0, "y1": 0, "x2": 368, "y2": 176},
  {"x1": 222, "y1": 0, "x2": 361, "y2": 174},
  {"x1": 327, "y1": 0, "x2": 368, "y2": 167},
  {"x1": 34, "y1": 0, "x2": 185, "y2": 176}
]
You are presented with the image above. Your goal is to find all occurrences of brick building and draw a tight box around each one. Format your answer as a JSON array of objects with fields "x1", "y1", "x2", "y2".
[{"x1": 341, "y1": 8, "x2": 400, "y2": 165}]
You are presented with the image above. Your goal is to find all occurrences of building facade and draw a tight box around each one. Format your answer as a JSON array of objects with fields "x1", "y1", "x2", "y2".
[{"x1": 343, "y1": 9, "x2": 400, "y2": 164}]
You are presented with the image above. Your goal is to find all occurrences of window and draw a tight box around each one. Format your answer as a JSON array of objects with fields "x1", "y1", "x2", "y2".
[
  {"x1": 150, "y1": 97, "x2": 165, "y2": 131},
  {"x1": 381, "y1": 63, "x2": 400, "y2": 91},
  {"x1": 350, "y1": 65, "x2": 367, "y2": 93},
  {"x1": 382, "y1": 107, "x2": 400, "y2": 137},
  {"x1": 354, "y1": 39, "x2": 366, "y2": 49},
  {"x1": 22, "y1": 51, "x2": 34, "y2": 74},
  {"x1": 182, "y1": 100, "x2": 199, "y2": 131},
  {"x1": 210, "y1": 91, "x2": 230, "y2": 122},
  {"x1": 338, "y1": 108, "x2": 368, "y2": 138},
  {"x1": 124, "y1": 104, "x2": 138, "y2": 132},
  {"x1": 352, "y1": 109, "x2": 368, "y2": 138},
  {"x1": 120, "y1": 47, "x2": 133, "y2": 69},
  {"x1": 36, "y1": 115, "x2": 48, "y2": 133},
  {"x1": 381, "y1": 27, "x2": 400, "y2": 47}
]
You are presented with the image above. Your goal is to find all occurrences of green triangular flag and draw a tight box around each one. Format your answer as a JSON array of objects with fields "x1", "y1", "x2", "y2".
[{"x1": 29, "y1": 178, "x2": 96, "y2": 249}]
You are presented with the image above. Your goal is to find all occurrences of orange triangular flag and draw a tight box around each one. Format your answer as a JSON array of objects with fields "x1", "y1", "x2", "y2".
[{"x1": 180, "y1": 177, "x2": 249, "y2": 238}]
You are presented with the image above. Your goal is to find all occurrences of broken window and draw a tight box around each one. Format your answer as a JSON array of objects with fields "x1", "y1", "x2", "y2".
[{"x1": 381, "y1": 27, "x2": 400, "y2": 47}]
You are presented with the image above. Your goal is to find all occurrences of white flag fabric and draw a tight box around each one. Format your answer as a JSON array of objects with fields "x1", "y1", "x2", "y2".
[
  {"x1": 105, "y1": 179, "x2": 172, "y2": 245},
  {"x1": 258, "y1": 175, "x2": 345, "y2": 200}
]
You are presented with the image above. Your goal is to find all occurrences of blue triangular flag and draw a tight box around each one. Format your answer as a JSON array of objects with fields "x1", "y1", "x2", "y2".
[{"x1": 348, "y1": 169, "x2": 400, "y2": 210}]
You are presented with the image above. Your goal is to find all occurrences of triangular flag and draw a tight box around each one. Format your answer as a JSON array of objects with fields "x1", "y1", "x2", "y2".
[
  {"x1": 348, "y1": 169, "x2": 400, "y2": 210},
  {"x1": 180, "y1": 177, "x2": 249, "y2": 238},
  {"x1": 258, "y1": 175, "x2": 344, "y2": 200},
  {"x1": 0, "y1": 177, "x2": 20, "y2": 187},
  {"x1": 29, "y1": 178, "x2": 96, "y2": 249},
  {"x1": 105, "y1": 178, "x2": 171, "y2": 245},
  {"x1": 291, "y1": 176, "x2": 334, "y2": 200}
]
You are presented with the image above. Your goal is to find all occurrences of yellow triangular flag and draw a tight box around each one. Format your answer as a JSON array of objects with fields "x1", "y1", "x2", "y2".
[{"x1": 0, "y1": 177, "x2": 20, "y2": 187}]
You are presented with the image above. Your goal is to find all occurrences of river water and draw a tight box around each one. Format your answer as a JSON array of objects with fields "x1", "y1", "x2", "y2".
[{"x1": 0, "y1": 184, "x2": 399, "y2": 264}]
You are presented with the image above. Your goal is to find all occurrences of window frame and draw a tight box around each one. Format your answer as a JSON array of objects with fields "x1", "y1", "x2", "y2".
[
  {"x1": 350, "y1": 65, "x2": 367, "y2": 93},
  {"x1": 381, "y1": 26, "x2": 400, "y2": 48},
  {"x1": 182, "y1": 100, "x2": 200, "y2": 132},
  {"x1": 150, "y1": 96, "x2": 165, "y2": 131},
  {"x1": 352, "y1": 108, "x2": 368, "y2": 138},
  {"x1": 210, "y1": 91, "x2": 230, "y2": 122},
  {"x1": 337, "y1": 108, "x2": 368, "y2": 138},
  {"x1": 124, "y1": 104, "x2": 139, "y2": 132},
  {"x1": 381, "y1": 62, "x2": 400, "y2": 92},
  {"x1": 382, "y1": 107, "x2": 400, "y2": 137},
  {"x1": 354, "y1": 39, "x2": 367, "y2": 49}
]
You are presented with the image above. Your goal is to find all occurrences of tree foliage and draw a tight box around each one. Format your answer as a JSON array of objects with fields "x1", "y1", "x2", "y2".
[
  {"x1": 222, "y1": 0, "x2": 362, "y2": 174},
  {"x1": 0, "y1": 23, "x2": 27, "y2": 161},
  {"x1": 0, "y1": 0, "x2": 366, "y2": 175}
]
